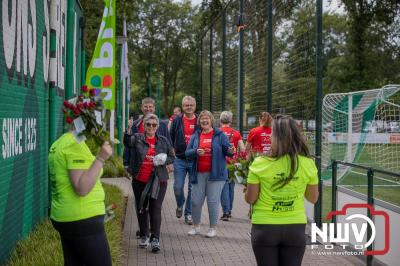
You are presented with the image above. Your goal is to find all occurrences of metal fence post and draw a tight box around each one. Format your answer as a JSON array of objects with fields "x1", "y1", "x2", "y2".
[
  {"x1": 314, "y1": 0, "x2": 323, "y2": 228},
  {"x1": 117, "y1": 46, "x2": 123, "y2": 156},
  {"x1": 80, "y1": 17, "x2": 86, "y2": 86},
  {"x1": 238, "y1": 0, "x2": 245, "y2": 134},
  {"x1": 222, "y1": 9, "x2": 227, "y2": 111},
  {"x1": 331, "y1": 161, "x2": 338, "y2": 225},
  {"x1": 266, "y1": 0, "x2": 273, "y2": 113},
  {"x1": 66, "y1": 0, "x2": 75, "y2": 100},
  {"x1": 209, "y1": 28, "x2": 213, "y2": 112},
  {"x1": 367, "y1": 168, "x2": 374, "y2": 266}
]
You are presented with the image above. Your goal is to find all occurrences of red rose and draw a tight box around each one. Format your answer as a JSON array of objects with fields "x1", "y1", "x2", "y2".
[
  {"x1": 62, "y1": 108, "x2": 67, "y2": 113},
  {"x1": 66, "y1": 117, "x2": 73, "y2": 124},
  {"x1": 66, "y1": 102, "x2": 74, "y2": 110},
  {"x1": 63, "y1": 100, "x2": 69, "y2": 107},
  {"x1": 78, "y1": 95, "x2": 83, "y2": 100},
  {"x1": 73, "y1": 108, "x2": 81, "y2": 115},
  {"x1": 89, "y1": 102, "x2": 96, "y2": 109},
  {"x1": 82, "y1": 85, "x2": 88, "y2": 92},
  {"x1": 83, "y1": 102, "x2": 89, "y2": 109},
  {"x1": 77, "y1": 102, "x2": 83, "y2": 109},
  {"x1": 90, "y1": 89, "x2": 96, "y2": 96}
]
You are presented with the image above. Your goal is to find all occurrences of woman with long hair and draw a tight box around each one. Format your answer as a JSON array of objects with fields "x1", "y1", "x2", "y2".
[{"x1": 245, "y1": 115, "x2": 319, "y2": 266}]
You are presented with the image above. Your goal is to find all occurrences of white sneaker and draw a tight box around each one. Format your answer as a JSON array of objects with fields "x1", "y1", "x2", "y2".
[
  {"x1": 188, "y1": 226, "x2": 201, "y2": 236},
  {"x1": 206, "y1": 228, "x2": 216, "y2": 238}
]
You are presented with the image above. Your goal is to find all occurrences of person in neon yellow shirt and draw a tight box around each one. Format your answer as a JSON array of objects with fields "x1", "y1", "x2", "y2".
[
  {"x1": 49, "y1": 129, "x2": 112, "y2": 265},
  {"x1": 245, "y1": 115, "x2": 319, "y2": 266}
]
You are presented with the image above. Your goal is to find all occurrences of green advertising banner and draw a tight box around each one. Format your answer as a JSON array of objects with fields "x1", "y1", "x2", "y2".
[
  {"x1": 85, "y1": 0, "x2": 116, "y2": 110},
  {"x1": 0, "y1": 0, "x2": 50, "y2": 262}
]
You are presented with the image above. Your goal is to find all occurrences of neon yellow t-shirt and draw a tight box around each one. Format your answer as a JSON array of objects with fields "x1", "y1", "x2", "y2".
[
  {"x1": 48, "y1": 133, "x2": 105, "y2": 222},
  {"x1": 247, "y1": 155, "x2": 318, "y2": 224}
]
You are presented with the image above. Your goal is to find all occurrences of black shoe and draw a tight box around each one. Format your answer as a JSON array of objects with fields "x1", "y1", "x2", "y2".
[
  {"x1": 150, "y1": 237, "x2": 160, "y2": 253},
  {"x1": 176, "y1": 207, "x2": 183, "y2": 218},
  {"x1": 139, "y1": 236, "x2": 149, "y2": 248},
  {"x1": 227, "y1": 212, "x2": 232, "y2": 218},
  {"x1": 220, "y1": 214, "x2": 229, "y2": 221},
  {"x1": 136, "y1": 230, "x2": 140, "y2": 239},
  {"x1": 185, "y1": 215, "x2": 193, "y2": 225}
]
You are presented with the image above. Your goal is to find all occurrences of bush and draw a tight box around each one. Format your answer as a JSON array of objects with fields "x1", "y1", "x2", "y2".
[
  {"x1": 86, "y1": 138, "x2": 127, "y2": 178},
  {"x1": 103, "y1": 156, "x2": 127, "y2": 178}
]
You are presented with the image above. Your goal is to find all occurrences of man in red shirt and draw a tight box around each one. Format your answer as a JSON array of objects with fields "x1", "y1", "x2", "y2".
[
  {"x1": 219, "y1": 111, "x2": 245, "y2": 221},
  {"x1": 246, "y1": 112, "x2": 273, "y2": 159},
  {"x1": 170, "y1": 96, "x2": 199, "y2": 225},
  {"x1": 168, "y1": 106, "x2": 182, "y2": 130}
]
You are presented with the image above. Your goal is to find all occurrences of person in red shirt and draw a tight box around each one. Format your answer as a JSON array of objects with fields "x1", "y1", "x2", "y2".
[
  {"x1": 167, "y1": 106, "x2": 182, "y2": 130},
  {"x1": 219, "y1": 111, "x2": 246, "y2": 221},
  {"x1": 246, "y1": 112, "x2": 273, "y2": 159},
  {"x1": 125, "y1": 114, "x2": 175, "y2": 253},
  {"x1": 170, "y1": 96, "x2": 199, "y2": 225},
  {"x1": 185, "y1": 111, "x2": 235, "y2": 238}
]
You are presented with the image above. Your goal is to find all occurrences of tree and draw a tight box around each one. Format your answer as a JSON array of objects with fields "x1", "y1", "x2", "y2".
[{"x1": 340, "y1": 0, "x2": 400, "y2": 88}]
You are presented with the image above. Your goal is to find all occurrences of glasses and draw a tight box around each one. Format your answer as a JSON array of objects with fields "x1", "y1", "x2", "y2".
[{"x1": 145, "y1": 123, "x2": 158, "y2": 128}]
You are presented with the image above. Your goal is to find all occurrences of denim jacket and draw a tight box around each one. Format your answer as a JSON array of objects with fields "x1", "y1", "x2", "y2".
[{"x1": 185, "y1": 128, "x2": 233, "y2": 184}]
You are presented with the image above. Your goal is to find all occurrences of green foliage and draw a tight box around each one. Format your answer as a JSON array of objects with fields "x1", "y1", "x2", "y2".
[
  {"x1": 86, "y1": 139, "x2": 127, "y2": 178},
  {"x1": 102, "y1": 156, "x2": 126, "y2": 178},
  {"x1": 340, "y1": 0, "x2": 400, "y2": 89},
  {"x1": 6, "y1": 184, "x2": 124, "y2": 266}
]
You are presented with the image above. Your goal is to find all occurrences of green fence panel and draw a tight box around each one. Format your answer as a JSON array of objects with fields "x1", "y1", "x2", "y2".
[
  {"x1": 0, "y1": 0, "x2": 50, "y2": 262},
  {"x1": 0, "y1": 0, "x2": 83, "y2": 263}
]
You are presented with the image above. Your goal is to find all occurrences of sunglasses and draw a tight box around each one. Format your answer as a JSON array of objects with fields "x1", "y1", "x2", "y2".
[{"x1": 145, "y1": 123, "x2": 158, "y2": 128}]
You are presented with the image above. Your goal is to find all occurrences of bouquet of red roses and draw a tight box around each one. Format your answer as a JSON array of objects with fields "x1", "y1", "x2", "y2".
[
  {"x1": 62, "y1": 86, "x2": 112, "y2": 146},
  {"x1": 226, "y1": 151, "x2": 250, "y2": 184}
]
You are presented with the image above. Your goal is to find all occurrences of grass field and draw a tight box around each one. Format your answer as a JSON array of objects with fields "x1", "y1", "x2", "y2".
[{"x1": 311, "y1": 142, "x2": 400, "y2": 220}]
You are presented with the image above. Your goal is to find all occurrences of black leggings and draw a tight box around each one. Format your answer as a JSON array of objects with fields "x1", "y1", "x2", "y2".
[
  {"x1": 51, "y1": 215, "x2": 111, "y2": 266},
  {"x1": 251, "y1": 224, "x2": 306, "y2": 266},
  {"x1": 132, "y1": 179, "x2": 167, "y2": 238}
]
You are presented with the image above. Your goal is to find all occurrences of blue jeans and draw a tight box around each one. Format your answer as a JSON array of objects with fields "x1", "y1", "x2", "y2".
[
  {"x1": 221, "y1": 180, "x2": 235, "y2": 214},
  {"x1": 191, "y1": 172, "x2": 225, "y2": 227},
  {"x1": 173, "y1": 158, "x2": 193, "y2": 216}
]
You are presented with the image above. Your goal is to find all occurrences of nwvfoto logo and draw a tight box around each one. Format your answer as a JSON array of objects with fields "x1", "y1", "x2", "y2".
[{"x1": 311, "y1": 204, "x2": 390, "y2": 255}]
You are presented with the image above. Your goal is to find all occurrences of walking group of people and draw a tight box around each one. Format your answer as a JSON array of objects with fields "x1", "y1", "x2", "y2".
[{"x1": 48, "y1": 93, "x2": 319, "y2": 266}]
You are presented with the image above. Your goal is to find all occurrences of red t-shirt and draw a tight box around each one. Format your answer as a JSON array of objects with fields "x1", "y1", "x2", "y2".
[
  {"x1": 138, "y1": 120, "x2": 145, "y2": 134},
  {"x1": 247, "y1": 126, "x2": 272, "y2": 155},
  {"x1": 183, "y1": 115, "x2": 197, "y2": 145},
  {"x1": 220, "y1": 126, "x2": 242, "y2": 148},
  {"x1": 136, "y1": 137, "x2": 156, "y2": 183},
  {"x1": 197, "y1": 130, "x2": 213, "y2": 172}
]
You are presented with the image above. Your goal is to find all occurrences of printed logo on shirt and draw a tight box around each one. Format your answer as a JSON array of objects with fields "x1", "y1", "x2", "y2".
[
  {"x1": 203, "y1": 139, "x2": 212, "y2": 143},
  {"x1": 72, "y1": 160, "x2": 85, "y2": 164},
  {"x1": 272, "y1": 200, "x2": 294, "y2": 212},
  {"x1": 189, "y1": 125, "x2": 195, "y2": 129},
  {"x1": 143, "y1": 154, "x2": 154, "y2": 164}
]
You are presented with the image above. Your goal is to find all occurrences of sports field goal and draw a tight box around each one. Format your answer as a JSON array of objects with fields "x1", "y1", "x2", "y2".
[{"x1": 321, "y1": 85, "x2": 400, "y2": 185}]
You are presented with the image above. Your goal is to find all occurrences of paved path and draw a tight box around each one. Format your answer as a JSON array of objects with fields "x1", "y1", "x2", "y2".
[{"x1": 102, "y1": 178, "x2": 363, "y2": 266}]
